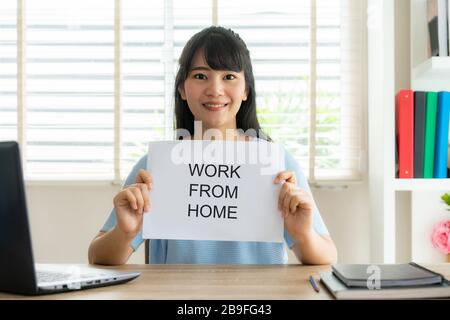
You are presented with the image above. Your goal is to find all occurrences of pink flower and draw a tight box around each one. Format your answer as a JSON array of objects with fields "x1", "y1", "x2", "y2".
[{"x1": 431, "y1": 220, "x2": 450, "y2": 255}]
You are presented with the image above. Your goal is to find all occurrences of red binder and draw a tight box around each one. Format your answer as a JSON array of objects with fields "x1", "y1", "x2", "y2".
[{"x1": 396, "y1": 90, "x2": 414, "y2": 178}]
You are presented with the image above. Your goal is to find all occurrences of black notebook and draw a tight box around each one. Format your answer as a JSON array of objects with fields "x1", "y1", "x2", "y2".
[
  {"x1": 331, "y1": 262, "x2": 443, "y2": 288},
  {"x1": 320, "y1": 271, "x2": 450, "y2": 300}
]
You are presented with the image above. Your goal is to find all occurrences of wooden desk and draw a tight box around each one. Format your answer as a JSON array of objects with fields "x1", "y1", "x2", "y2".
[{"x1": 0, "y1": 263, "x2": 448, "y2": 300}]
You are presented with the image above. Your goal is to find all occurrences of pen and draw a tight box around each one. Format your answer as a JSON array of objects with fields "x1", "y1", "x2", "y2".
[{"x1": 309, "y1": 275, "x2": 320, "y2": 293}]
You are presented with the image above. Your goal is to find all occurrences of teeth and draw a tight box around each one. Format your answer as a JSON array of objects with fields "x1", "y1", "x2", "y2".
[{"x1": 204, "y1": 104, "x2": 226, "y2": 108}]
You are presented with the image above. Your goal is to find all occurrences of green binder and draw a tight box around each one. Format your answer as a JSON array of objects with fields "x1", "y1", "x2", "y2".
[{"x1": 423, "y1": 92, "x2": 438, "y2": 178}]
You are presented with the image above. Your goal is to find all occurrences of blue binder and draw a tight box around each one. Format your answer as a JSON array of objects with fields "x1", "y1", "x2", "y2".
[{"x1": 434, "y1": 92, "x2": 450, "y2": 178}]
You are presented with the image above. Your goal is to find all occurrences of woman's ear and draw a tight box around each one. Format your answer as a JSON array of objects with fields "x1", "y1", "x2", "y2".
[
  {"x1": 178, "y1": 86, "x2": 186, "y2": 100},
  {"x1": 243, "y1": 88, "x2": 248, "y2": 101}
]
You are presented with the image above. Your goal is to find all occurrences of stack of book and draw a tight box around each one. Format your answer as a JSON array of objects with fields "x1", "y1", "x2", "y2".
[
  {"x1": 396, "y1": 90, "x2": 450, "y2": 178},
  {"x1": 319, "y1": 262, "x2": 450, "y2": 299},
  {"x1": 428, "y1": 0, "x2": 450, "y2": 57}
]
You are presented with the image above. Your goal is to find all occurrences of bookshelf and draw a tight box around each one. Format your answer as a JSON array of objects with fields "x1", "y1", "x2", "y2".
[
  {"x1": 409, "y1": 0, "x2": 450, "y2": 263},
  {"x1": 394, "y1": 179, "x2": 450, "y2": 191},
  {"x1": 368, "y1": 0, "x2": 449, "y2": 263},
  {"x1": 368, "y1": 0, "x2": 396, "y2": 263},
  {"x1": 413, "y1": 56, "x2": 450, "y2": 82}
]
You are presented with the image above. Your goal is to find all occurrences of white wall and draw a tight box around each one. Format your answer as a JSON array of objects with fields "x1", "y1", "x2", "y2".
[
  {"x1": 26, "y1": 182, "x2": 371, "y2": 264},
  {"x1": 26, "y1": 184, "x2": 145, "y2": 264},
  {"x1": 311, "y1": 183, "x2": 371, "y2": 263}
]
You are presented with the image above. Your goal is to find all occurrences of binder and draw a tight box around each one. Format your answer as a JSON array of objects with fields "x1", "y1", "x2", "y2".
[
  {"x1": 396, "y1": 90, "x2": 414, "y2": 178},
  {"x1": 434, "y1": 91, "x2": 450, "y2": 178},
  {"x1": 331, "y1": 263, "x2": 442, "y2": 288},
  {"x1": 414, "y1": 92, "x2": 426, "y2": 178},
  {"x1": 320, "y1": 271, "x2": 450, "y2": 300},
  {"x1": 427, "y1": 0, "x2": 439, "y2": 56},
  {"x1": 427, "y1": 0, "x2": 449, "y2": 57},
  {"x1": 320, "y1": 263, "x2": 450, "y2": 300},
  {"x1": 424, "y1": 92, "x2": 438, "y2": 178}
]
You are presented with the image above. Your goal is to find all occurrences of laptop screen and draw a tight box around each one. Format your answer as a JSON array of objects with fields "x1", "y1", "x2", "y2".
[{"x1": 0, "y1": 141, "x2": 38, "y2": 294}]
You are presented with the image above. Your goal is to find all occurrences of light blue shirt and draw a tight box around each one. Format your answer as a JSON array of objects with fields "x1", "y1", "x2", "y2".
[{"x1": 101, "y1": 147, "x2": 329, "y2": 264}]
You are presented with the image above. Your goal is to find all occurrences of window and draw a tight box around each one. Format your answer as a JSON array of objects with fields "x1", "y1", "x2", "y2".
[
  {"x1": 0, "y1": 1, "x2": 17, "y2": 143},
  {"x1": 0, "y1": 0, "x2": 366, "y2": 183}
]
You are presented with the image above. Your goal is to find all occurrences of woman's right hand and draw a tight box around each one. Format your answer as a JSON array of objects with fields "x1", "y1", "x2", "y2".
[{"x1": 113, "y1": 169, "x2": 153, "y2": 238}]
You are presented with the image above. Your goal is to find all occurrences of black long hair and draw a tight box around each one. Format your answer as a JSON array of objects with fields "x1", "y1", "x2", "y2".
[{"x1": 174, "y1": 26, "x2": 270, "y2": 141}]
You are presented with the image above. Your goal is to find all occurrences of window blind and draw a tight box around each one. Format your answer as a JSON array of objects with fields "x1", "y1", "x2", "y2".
[
  {"x1": 25, "y1": 0, "x2": 115, "y2": 179},
  {"x1": 0, "y1": 0, "x2": 366, "y2": 182},
  {"x1": 0, "y1": 1, "x2": 17, "y2": 144}
]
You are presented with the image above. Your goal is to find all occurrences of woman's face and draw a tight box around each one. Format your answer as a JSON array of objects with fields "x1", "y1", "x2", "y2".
[{"x1": 178, "y1": 49, "x2": 248, "y2": 133}]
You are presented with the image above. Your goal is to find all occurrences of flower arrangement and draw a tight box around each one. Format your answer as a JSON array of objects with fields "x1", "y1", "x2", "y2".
[{"x1": 430, "y1": 193, "x2": 450, "y2": 258}]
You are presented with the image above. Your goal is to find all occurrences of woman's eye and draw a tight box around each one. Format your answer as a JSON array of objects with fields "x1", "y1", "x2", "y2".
[
  {"x1": 224, "y1": 74, "x2": 236, "y2": 80},
  {"x1": 193, "y1": 74, "x2": 206, "y2": 80}
]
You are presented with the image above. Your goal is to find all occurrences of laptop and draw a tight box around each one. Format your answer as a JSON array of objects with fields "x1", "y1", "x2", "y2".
[{"x1": 0, "y1": 141, "x2": 140, "y2": 295}]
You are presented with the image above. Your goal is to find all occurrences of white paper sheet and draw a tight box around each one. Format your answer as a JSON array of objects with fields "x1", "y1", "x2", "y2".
[{"x1": 143, "y1": 140, "x2": 285, "y2": 243}]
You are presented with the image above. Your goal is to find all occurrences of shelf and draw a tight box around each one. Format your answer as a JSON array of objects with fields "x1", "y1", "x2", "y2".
[
  {"x1": 412, "y1": 57, "x2": 450, "y2": 91},
  {"x1": 393, "y1": 178, "x2": 450, "y2": 191},
  {"x1": 413, "y1": 57, "x2": 450, "y2": 78}
]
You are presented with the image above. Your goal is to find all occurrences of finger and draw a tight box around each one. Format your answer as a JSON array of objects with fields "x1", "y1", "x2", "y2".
[
  {"x1": 136, "y1": 169, "x2": 153, "y2": 189},
  {"x1": 274, "y1": 171, "x2": 296, "y2": 184},
  {"x1": 124, "y1": 189, "x2": 138, "y2": 210},
  {"x1": 278, "y1": 182, "x2": 290, "y2": 211},
  {"x1": 136, "y1": 183, "x2": 150, "y2": 212},
  {"x1": 129, "y1": 187, "x2": 145, "y2": 214},
  {"x1": 291, "y1": 190, "x2": 314, "y2": 212},
  {"x1": 289, "y1": 192, "x2": 305, "y2": 213},
  {"x1": 122, "y1": 183, "x2": 137, "y2": 191},
  {"x1": 280, "y1": 184, "x2": 292, "y2": 217},
  {"x1": 282, "y1": 188, "x2": 293, "y2": 216}
]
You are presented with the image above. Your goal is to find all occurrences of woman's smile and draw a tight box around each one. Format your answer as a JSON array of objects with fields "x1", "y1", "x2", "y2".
[{"x1": 202, "y1": 102, "x2": 229, "y2": 111}]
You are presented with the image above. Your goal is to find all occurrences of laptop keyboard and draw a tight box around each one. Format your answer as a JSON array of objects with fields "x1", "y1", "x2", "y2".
[{"x1": 36, "y1": 271, "x2": 109, "y2": 283}]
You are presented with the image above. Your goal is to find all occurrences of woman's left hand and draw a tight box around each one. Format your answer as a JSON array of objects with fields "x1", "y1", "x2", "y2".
[{"x1": 274, "y1": 171, "x2": 314, "y2": 240}]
